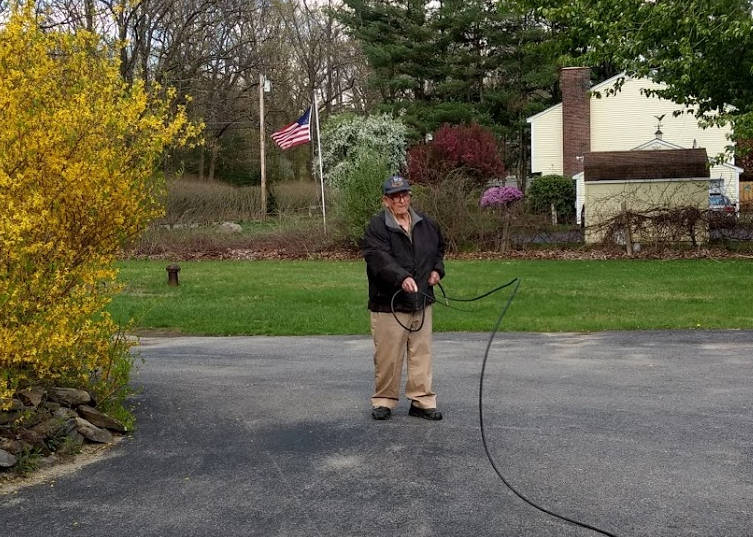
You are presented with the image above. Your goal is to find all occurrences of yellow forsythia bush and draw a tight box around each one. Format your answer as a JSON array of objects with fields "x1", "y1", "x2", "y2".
[{"x1": 0, "y1": 7, "x2": 200, "y2": 409}]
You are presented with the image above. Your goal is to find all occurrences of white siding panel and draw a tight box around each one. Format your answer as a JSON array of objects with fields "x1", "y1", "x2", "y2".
[
  {"x1": 529, "y1": 105, "x2": 563, "y2": 175},
  {"x1": 590, "y1": 78, "x2": 732, "y2": 158}
]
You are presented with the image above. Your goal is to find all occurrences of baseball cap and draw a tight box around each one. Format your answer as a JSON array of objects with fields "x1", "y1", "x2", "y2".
[{"x1": 383, "y1": 175, "x2": 411, "y2": 195}]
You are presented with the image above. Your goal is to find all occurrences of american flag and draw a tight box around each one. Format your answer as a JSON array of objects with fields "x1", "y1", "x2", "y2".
[{"x1": 271, "y1": 107, "x2": 311, "y2": 150}]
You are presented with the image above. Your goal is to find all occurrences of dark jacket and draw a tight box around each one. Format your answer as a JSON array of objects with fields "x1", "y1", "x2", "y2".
[{"x1": 363, "y1": 208, "x2": 445, "y2": 313}]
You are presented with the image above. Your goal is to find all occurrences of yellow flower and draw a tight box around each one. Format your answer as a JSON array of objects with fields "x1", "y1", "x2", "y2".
[{"x1": 0, "y1": 6, "x2": 199, "y2": 410}]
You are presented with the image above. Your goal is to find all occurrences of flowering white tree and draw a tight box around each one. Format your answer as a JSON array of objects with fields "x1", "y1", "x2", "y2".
[{"x1": 320, "y1": 113, "x2": 407, "y2": 188}]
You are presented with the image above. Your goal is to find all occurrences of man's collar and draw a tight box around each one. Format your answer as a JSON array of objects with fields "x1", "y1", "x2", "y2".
[{"x1": 384, "y1": 207, "x2": 422, "y2": 230}]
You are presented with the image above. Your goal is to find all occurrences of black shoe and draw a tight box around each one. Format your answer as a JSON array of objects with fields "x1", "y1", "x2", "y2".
[
  {"x1": 371, "y1": 406, "x2": 391, "y2": 420},
  {"x1": 409, "y1": 403, "x2": 442, "y2": 421}
]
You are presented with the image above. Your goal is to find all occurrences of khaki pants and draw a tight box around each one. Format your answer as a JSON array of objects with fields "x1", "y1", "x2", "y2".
[{"x1": 370, "y1": 306, "x2": 436, "y2": 410}]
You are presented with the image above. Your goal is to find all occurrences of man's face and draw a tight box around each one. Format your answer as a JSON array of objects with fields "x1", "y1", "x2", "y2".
[{"x1": 383, "y1": 191, "x2": 411, "y2": 216}]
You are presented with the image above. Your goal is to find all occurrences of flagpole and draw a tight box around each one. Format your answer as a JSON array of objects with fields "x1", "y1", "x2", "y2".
[
  {"x1": 313, "y1": 91, "x2": 327, "y2": 234},
  {"x1": 259, "y1": 72, "x2": 267, "y2": 220}
]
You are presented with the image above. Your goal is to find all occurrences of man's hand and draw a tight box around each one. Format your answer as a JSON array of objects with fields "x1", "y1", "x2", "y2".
[
  {"x1": 428, "y1": 270, "x2": 441, "y2": 286},
  {"x1": 401, "y1": 276, "x2": 418, "y2": 293}
]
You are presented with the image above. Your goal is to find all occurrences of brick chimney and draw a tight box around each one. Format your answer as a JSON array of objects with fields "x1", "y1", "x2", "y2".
[{"x1": 561, "y1": 67, "x2": 591, "y2": 177}]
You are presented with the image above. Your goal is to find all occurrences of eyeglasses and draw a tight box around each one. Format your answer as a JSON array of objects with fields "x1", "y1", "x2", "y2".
[{"x1": 386, "y1": 192, "x2": 411, "y2": 201}]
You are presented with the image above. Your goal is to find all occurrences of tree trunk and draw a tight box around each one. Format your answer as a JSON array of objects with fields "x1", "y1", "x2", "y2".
[
  {"x1": 85, "y1": 0, "x2": 95, "y2": 31},
  {"x1": 501, "y1": 209, "x2": 512, "y2": 253},
  {"x1": 208, "y1": 141, "x2": 219, "y2": 182}
]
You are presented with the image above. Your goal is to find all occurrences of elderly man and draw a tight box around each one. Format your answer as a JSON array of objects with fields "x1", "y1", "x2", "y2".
[{"x1": 362, "y1": 175, "x2": 446, "y2": 421}]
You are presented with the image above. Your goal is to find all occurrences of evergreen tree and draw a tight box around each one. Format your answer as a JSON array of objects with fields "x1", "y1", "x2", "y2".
[
  {"x1": 337, "y1": 0, "x2": 503, "y2": 137},
  {"x1": 336, "y1": 0, "x2": 571, "y2": 186}
]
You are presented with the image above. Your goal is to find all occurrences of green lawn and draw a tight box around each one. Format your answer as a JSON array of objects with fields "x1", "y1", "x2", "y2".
[{"x1": 109, "y1": 259, "x2": 753, "y2": 335}]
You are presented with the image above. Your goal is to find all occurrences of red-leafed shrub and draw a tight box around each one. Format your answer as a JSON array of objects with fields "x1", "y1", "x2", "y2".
[{"x1": 406, "y1": 123, "x2": 505, "y2": 186}]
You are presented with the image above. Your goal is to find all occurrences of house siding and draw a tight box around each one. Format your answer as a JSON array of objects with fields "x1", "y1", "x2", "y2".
[
  {"x1": 529, "y1": 75, "x2": 736, "y2": 179},
  {"x1": 590, "y1": 78, "x2": 732, "y2": 157},
  {"x1": 528, "y1": 104, "x2": 563, "y2": 176},
  {"x1": 528, "y1": 74, "x2": 741, "y2": 218},
  {"x1": 584, "y1": 179, "x2": 709, "y2": 243}
]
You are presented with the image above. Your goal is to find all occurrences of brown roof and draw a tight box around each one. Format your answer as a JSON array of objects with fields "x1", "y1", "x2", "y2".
[{"x1": 583, "y1": 148, "x2": 709, "y2": 181}]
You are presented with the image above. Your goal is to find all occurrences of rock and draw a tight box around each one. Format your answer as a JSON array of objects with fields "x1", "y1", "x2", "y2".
[
  {"x1": 18, "y1": 408, "x2": 47, "y2": 428},
  {"x1": 0, "y1": 449, "x2": 17, "y2": 468},
  {"x1": 58, "y1": 431, "x2": 84, "y2": 454},
  {"x1": 17, "y1": 386, "x2": 45, "y2": 408},
  {"x1": 219, "y1": 221, "x2": 242, "y2": 233},
  {"x1": 77, "y1": 405, "x2": 127, "y2": 433},
  {"x1": 17, "y1": 429, "x2": 44, "y2": 448},
  {"x1": 37, "y1": 454, "x2": 59, "y2": 469},
  {"x1": 53, "y1": 408, "x2": 78, "y2": 421},
  {"x1": 75, "y1": 418, "x2": 112, "y2": 444},
  {"x1": 31, "y1": 417, "x2": 67, "y2": 440},
  {"x1": 0, "y1": 438, "x2": 25, "y2": 454},
  {"x1": 48, "y1": 387, "x2": 91, "y2": 407},
  {"x1": 43, "y1": 401, "x2": 61, "y2": 412}
]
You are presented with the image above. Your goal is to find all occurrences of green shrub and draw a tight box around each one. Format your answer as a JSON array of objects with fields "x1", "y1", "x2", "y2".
[
  {"x1": 527, "y1": 174, "x2": 576, "y2": 221},
  {"x1": 335, "y1": 151, "x2": 389, "y2": 246}
]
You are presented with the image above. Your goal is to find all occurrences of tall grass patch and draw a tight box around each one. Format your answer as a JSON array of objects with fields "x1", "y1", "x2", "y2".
[
  {"x1": 160, "y1": 178, "x2": 322, "y2": 225},
  {"x1": 271, "y1": 181, "x2": 323, "y2": 216},
  {"x1": 161, "y1": 179, "x2": 263, "y2": 225}
]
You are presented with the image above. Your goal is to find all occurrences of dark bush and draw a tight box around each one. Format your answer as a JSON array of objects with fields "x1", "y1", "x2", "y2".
[{"x1": 527, "y1": 174, "x2": 576, "y2": 221}]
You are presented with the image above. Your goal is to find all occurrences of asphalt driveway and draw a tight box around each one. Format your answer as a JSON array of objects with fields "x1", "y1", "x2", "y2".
[{"x1": 1, "y1": 331, "x2": 752, "y2": 536}]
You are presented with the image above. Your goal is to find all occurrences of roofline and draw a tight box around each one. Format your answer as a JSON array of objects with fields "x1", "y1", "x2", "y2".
[
  {"x1": 527, "y1": 71, "x2": 674, "y2": 123},
  {"x1": 526, "y1": 72, "x2": 631, "y2": 123},
  {"x1": 631, "y1": 138, "x2": 685, "y2": 151},
  {"x1": 590, "y1": 72, "x2": 630, "y2": 93},
  {"x1": 630, "y1": 139, "x2": 743, "y2": 172},
  {"x1": 720, "y1": 162, "x2": 744, "y2": 172},
  {"x1": 526, "y1": 103, "x2": 561, "y2": 123}
]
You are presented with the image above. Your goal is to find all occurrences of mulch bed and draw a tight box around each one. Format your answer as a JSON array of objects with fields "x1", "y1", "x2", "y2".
[{"x1": 127, "y1": 244, "x2": 753, "y2": 262}]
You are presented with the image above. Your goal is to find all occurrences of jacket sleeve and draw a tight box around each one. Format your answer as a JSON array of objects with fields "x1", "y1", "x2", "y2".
[{"x1": 363, "y1": 216, "x2": 411, "y2": 287}]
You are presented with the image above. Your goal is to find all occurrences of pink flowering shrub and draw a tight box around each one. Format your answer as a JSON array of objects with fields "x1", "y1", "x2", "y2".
[
  {"x1": 479, "y1": 186, "x2": 523, "y2": 253},
  {"x1": 480, "y1": 186, "x2": 523, "y2": 208}
]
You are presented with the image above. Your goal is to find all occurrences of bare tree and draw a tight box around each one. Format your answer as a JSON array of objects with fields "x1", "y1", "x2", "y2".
[{"x1": 26, "y1": 0, "x2": 374, "y2": 183}]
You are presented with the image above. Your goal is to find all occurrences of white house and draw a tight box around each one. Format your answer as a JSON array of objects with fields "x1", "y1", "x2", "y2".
[{"x1": 527, "y1": 68, "x2": 742, "y2": 223}]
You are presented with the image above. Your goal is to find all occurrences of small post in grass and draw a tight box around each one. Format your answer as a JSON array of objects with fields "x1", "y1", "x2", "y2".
[{"x1": 166, "y1": 264, "x2": 181, "y2": 286}]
